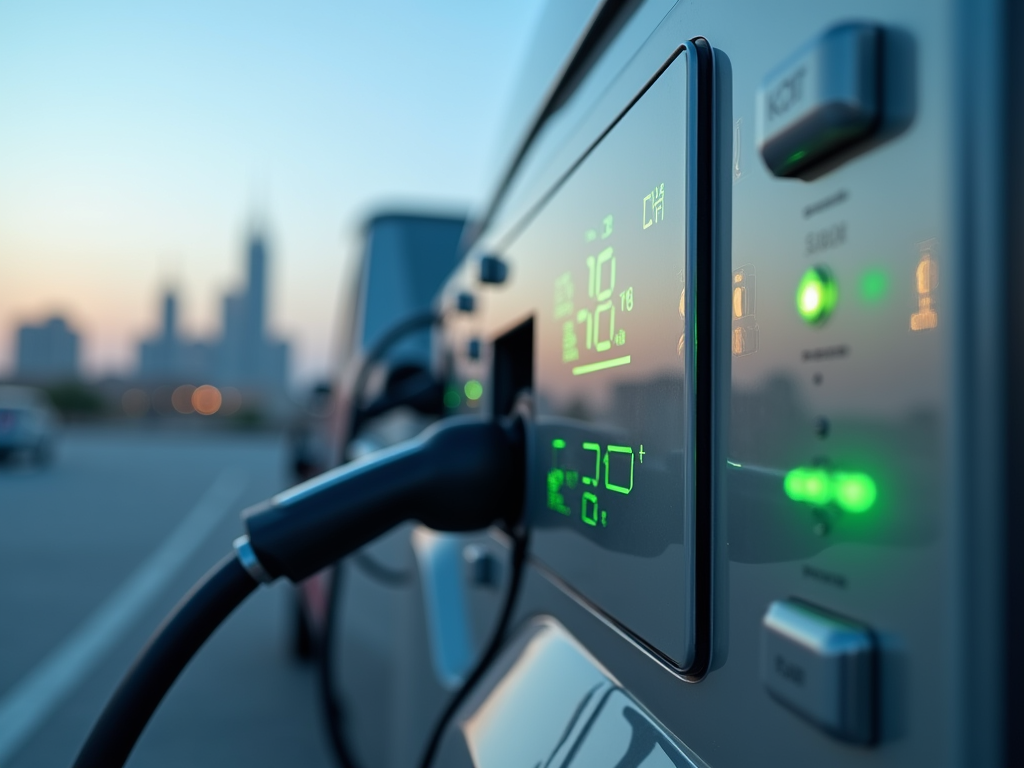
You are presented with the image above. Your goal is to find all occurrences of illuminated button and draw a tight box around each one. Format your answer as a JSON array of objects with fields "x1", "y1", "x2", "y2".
[
  {"x1": 831, "y1": 472, "x2": 877, "y2": 513},
  {"x1": 784, "y1": 466, "x2": 878, "y2": 513},
  {"x1": 464, "y1": 379, "x2": 483, "y2": 401},
  {"x1": 761, "y1": 600, "x2": 876, "y2": 744},
  {"x1": 757, "y1": 23, "x2": 881, "y2": 177},
  {"x1": 796, "y1": 266, "x2": 837, "y2": 325}
]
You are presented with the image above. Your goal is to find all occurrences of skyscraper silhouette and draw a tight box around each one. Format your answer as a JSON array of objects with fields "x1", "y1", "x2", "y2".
[{"x1": 138, "y1": 222, "x2": 288, "y2": 397}]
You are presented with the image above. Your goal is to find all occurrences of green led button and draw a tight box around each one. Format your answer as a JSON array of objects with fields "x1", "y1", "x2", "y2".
[
  {"x1": 784, "y1": 466, "x2": 877, "y2": 513},
  {"x1": 831, "y1": 472, "x2": 877, "y2": 513},
  {"x1": 796, "y1": 266, "x2": 837, "y2": 325}
]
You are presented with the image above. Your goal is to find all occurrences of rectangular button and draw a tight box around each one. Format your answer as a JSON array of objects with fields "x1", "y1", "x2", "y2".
[
  {"x1": 761, "y1": 599, "x2": 875, "y2": 743},
  {"x1": 757, "y1": 23, "x2": 881, "y2": 177}
]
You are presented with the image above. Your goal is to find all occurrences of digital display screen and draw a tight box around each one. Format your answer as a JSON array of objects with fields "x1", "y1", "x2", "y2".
[{"x1": 502, "y1": 53, "x2": 702, "y2": 669}]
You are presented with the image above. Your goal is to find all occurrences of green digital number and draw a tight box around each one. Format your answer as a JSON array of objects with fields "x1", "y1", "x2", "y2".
[
  {"x1": 581, "y1": 492, "x2": 599, "y2": 526},
  {"x1": 619, "y1": 287, "x2": 633, "y2": 311},
  {"x1": 593, "y1": 302, "x2": 615, "y2": 352},
  {"x1": 603, "y1": 445, "x2": 634, "y2": 494},
  {"x1": 582, "y1": 442, "x2": 600, "y2": 486}
]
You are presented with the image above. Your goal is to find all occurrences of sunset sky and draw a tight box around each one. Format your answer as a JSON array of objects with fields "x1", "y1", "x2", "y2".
[{"x1": 0, "y1": 0, "x2": 545, "y2": 386}]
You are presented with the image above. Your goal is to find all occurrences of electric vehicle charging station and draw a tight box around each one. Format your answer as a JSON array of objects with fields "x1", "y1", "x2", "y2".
[{"x1": 73, "y1": 1, "x2": 1024, "y2": 766}]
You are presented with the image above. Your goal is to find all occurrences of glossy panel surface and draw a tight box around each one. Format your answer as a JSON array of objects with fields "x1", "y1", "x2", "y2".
[{"x1": 502, "y1": 53, "x2": 697, "y2": 668}]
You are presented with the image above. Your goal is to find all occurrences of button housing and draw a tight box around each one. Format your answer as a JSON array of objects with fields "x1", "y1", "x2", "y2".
[
  {"x1": 761, "y1": 599, "x2": 876, "y2": 744},
  {"x1": 757, "y1": 23, "x2": 881, "y2": 177}
]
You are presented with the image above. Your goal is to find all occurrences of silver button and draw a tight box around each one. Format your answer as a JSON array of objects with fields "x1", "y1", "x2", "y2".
[
  {"x1": 761, "y1": 599, "x2": 876, "y2": 743},
  {"x1": 757, "y1": 23, "x2": 881, "y2": 177}
]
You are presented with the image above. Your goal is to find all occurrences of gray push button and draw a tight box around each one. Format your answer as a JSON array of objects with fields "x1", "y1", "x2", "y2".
[
  {"x1": 761, "y1": 599, "x2": 875, "y2": 743},
  {"x1": 757, "y1": 23, "x2": 881, "y2": 177}
]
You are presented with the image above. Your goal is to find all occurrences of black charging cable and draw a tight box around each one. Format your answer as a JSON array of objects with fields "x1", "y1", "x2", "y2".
[
  {"x1": 72, "y1": 554, "x2": 259, "y2": 768},
  {"x1": 72, "y1": 415, "x2": 525, "y2": 768}
]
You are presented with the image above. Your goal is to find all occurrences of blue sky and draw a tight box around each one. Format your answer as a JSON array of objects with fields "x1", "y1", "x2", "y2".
[{"x1": 0, "y1": 0, "x2": 546, "y2": 384}]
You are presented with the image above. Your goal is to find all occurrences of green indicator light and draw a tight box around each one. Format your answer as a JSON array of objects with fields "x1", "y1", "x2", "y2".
[
  {"x1": 796, "y1": 266, "x2": 837, "y2": 325},
  {"x1": 832, "y1": 472, "x2": 877, "y2": 513},
  {"x1": 443, "y1": 388, "x2": 461, "y2": 409},
  {"x1": 784, "y1": 467, "x2": 832, "y2": 506},
  {"x1": 784, "y1": 467, "x2": 878, "y2": 513},
  {"x1": 859, "y1": 268, "x2": 889, "y2": 304},
  {"x1": 552, "y1": 439, "x2": 566, "y2": 449},
  {"x1": 464, "y1": 380, "x2": 483, "y2": 400},
  {"x1": 788, "y1": 149, "x2": 808, "y2": 164}
]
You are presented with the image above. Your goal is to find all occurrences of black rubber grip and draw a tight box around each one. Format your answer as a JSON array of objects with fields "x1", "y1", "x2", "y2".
[{"x1": 243, "y1": 416, "x2": 525, "y2": 582}]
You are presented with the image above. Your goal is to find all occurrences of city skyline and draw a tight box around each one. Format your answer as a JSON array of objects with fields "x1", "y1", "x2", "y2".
[
  {"x1": 139, "y1": 223, "x2": 288, "y2": 394},
  {"x1": 0, "y1": 0, "x2": 546, "y2": 386}
]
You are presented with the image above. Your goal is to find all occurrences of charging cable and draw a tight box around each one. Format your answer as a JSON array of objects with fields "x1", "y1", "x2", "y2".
[{"x1": 72, "y1": 415, "x2": 525, "y2": 768}]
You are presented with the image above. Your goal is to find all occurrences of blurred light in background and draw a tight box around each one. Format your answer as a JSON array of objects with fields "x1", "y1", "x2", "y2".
[
  {"x1": 171, "y1": 385, "x2": 196, "y2": 414},
  {"x1": 192, "y1": 384, "x2": 222, "y2": 416}
]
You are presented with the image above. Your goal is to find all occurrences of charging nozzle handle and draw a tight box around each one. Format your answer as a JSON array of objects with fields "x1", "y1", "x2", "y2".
[{"x1": 243, "y1": 415, "x2": 525, "y2": 583}]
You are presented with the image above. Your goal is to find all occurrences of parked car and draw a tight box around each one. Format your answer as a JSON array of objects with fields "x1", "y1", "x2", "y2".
[{"x1": 0, "y1": 385, "x2": 57, "y2": 465}]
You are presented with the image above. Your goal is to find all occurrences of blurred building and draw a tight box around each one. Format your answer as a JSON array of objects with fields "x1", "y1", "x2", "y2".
[
  {"x1": 138, "y1": 291, "x2": 214, "y2": 381},
  {"x1": 16, "y1": 316, "x2": 79, "y2": 381},
  {"x1": 137, "y1": 226, "x2": 289, "y2": 396},
  {"x1": 217, "y1": 232, "x2": 289, "y2": 392}
]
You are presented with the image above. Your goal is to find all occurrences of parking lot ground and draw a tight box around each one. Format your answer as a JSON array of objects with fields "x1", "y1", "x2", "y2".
[{"x1": 0, "y1": 426, "x2": 335, "y2": 768}]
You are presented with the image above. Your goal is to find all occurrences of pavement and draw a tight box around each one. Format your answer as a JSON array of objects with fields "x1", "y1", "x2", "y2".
[{"x1": 0, "y1": 426, "x2": 336, "y2": 768}]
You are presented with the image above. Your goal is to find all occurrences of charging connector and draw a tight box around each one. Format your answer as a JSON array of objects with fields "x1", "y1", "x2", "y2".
[{"x1": 242, "y1": 415, "x2": 524, "y2": 582}]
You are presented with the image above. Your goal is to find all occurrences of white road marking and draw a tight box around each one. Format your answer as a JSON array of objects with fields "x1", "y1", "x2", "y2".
[{"x1": 0, "y1": 467, "x2": 248, "y2": 765}]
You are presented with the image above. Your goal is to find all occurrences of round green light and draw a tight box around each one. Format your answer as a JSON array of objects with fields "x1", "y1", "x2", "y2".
[
  {"x1": 784, "y1": 467, "x2": 832, "y2": 506},
  {"x1": 464, "y1": 379, "x2": 483, "y2": 401},
  {"x1": 831, "y1": 472, "x2": 878, "y2": 513},
  {"x1": 796, "y1": 266, "x2": 837, "y2": 325},
  {"x1": 443, "y1": 387, "x2": 461, "y2": 409},
  {"x1": 859, "y1": 268, "x2": 889, "y2": 304}
]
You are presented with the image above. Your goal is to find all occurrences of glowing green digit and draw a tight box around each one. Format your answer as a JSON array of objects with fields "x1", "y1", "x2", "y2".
[
  {"x1": 582, "y1": 442, "x2": 600, "y2": 486},
  {"x1": 581, "y1": 492, "x2": 599, "y2": 526},
  {"x1": 619, "y1": 286, "x2": 633, "y2": 311},
  {"x1": 603, "y1": 445, "x2": 634, "y2": 494},
  {"x1": 595, "y1": 247, "x2": 615, "y2": 301},
  {"x1": 593, "y1": 301, "x2": 615, "y2": 352},
  {"x1": 576, "y1": 308, "x2": 593, "y2": 350}
]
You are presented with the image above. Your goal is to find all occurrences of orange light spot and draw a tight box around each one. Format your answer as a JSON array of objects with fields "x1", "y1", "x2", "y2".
[{"x1": 192, "y1": 385, "x2": 222, "y2": 416}]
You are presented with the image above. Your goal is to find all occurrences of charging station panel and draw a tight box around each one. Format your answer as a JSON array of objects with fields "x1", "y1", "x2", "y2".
[{"x1": 500, "y1": 47, "x2": 713, "y2": 674}]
